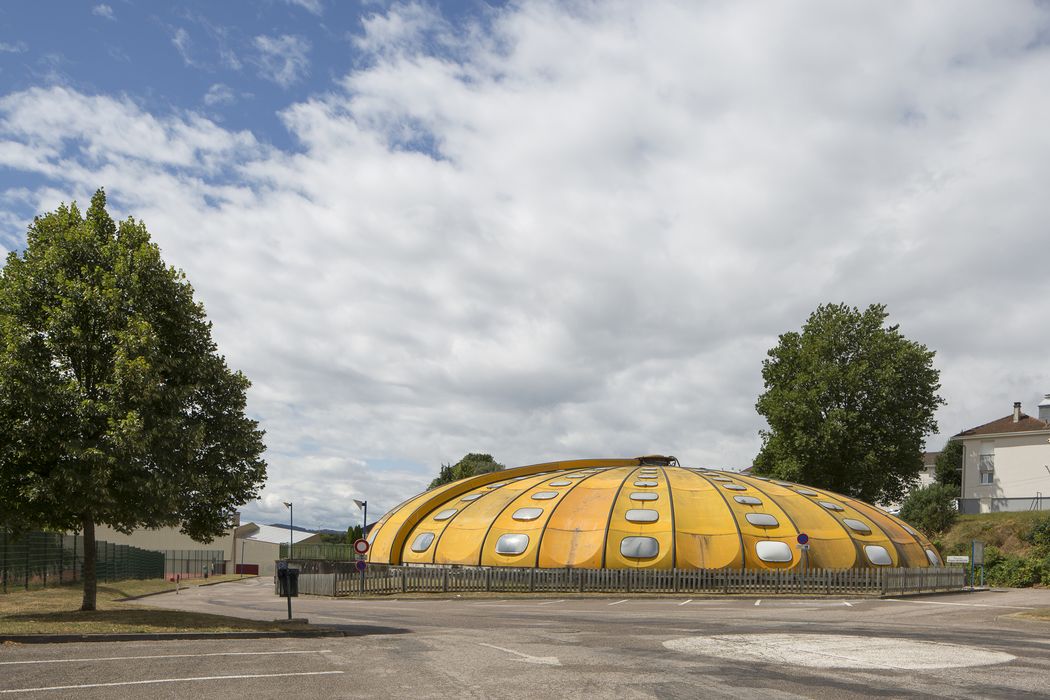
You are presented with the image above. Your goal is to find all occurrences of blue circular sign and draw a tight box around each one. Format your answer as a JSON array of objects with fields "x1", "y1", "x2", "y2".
[
  {"x1": 355, "y1": 559, "x2": 367, "y2": 572},
  {"x1": 797, "y1": 533, "x2": 810, "y2": 545}
]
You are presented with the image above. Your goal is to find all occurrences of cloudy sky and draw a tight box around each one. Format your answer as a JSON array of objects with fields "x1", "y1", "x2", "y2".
[{"x1": 2, "y1": 1, "x2": 1049, "y2": 530}]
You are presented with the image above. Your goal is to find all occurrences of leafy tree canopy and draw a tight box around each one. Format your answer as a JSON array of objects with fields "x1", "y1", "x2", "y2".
[
  {"x1": 0, "y1": 190, "x2": 266, "y2": 609},
  {"x1": 428, "y1": 453, "x2": 505, "y2": 490},
  {"x1": 753, "y1": 303, "x2": 943, "y2": 505},
  {"x1": 899, "y1": 483, "x2": 959, "y2": 535},
  {"x1": 934, "y1": 439, "x2": 963, "y2": 490}
]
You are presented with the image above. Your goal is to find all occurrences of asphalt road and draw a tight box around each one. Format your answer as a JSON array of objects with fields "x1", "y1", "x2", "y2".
[{"x1": 1, "y1": 578, "x2": 1049, "y2": 698}]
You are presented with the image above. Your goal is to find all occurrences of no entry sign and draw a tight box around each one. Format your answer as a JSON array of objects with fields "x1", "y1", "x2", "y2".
[{"x1": 353, "y1": 538, "x2": 370, "y2": 555}]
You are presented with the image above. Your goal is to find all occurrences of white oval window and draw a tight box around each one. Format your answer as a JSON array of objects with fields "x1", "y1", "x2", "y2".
[
  {"x1": 495, "y1": 533, "x2": 529, "y2": 555},
  {"x1": 461, "y1": 494, "x2": 482, "y2": 502},
  {"x1": 745, "y1": 513, "x2": 779, "y2": 528},
  {"x1": 620, "y1": 536, "x2": 659, "y2": 559},
  {"x1": 734, "y1": 496, "x2": 762, "y2": 505},
  {"x1": 433, "y1": 508, "x2": 457, "y2": 521},
  {"x1": 843, "y1": 518, "x2": 872, "y2": 534},
  {"x1": 755, "y1": 540, "x2": 792, "y2": 562},
  {"x1": 512, "y1": 508, "x2": 543, "y2": 521},
  {"x1": 566, "y1": 473, "x2": 588, "y2": 478},
  {"x1": 865, "y1": 545, "x2": 892, "y2": 566},
  {"x1": 630, "y1": 492, "x2": 659, "y2": 501},
  {"x1": 548, "y1": 480, "x2": 572, "y2": 487},
  {"x1": 634, "y1": 480, "x2": 658, "y2": 487},
  {"x1": 723, "y1": 484, "x2": 746, "y2": 491},
  {"x1": 625, "y1": 509, "x2": 659, "y2": 523},
  {"x1": 773, "y1": 481, "x2": 794, "y2": 487},
  {"x1": 818, "y1": 501, "x2": 843, "y2": 511},
  {"x1": 410, "y1": 532, "x2": 435, "y2": 553},
  {"x1": 796, "y1": 488, "x2": 817, "y2": 496},
  {"x1": 532, "y1": 491, "x2": 559, "y2": 500},
  {"x1": 925, "y1": 549, "x2": 940, "y2": 566}
]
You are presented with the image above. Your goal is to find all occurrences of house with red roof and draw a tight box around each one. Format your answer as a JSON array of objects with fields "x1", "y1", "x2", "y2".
[{"x1": 954, "y1": 395, "x2": 1050, "y2": 514}]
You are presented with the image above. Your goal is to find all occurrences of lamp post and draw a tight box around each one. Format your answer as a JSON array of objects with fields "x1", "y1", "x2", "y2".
[
  {"x1": 283, "y1": 502, "x2": 293, "y2": 560},
  {"x1": 354, "y1": 499, "x2": 368, "y2": 541}
]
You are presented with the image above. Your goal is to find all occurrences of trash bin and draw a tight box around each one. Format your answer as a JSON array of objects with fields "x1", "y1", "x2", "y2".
[{"x1": 276, "y1": 567, "x2": 299, "y2": 597}]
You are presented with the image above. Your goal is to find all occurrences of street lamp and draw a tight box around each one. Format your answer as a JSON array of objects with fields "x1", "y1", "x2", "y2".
[{"x1": 283, "y1": 501, "x2": 293, "y2": 560}]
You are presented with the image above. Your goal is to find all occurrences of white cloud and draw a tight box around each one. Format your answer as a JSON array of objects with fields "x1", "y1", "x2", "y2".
[
  {"x1": 203, "y1": 83, "x2": 237, "y2": 107},
  {"x1": 3, "y1": 2, "x2": 1050, "y2": 528},
  {"x1": 0, "y1": 41, "x2": 28, "y2": 53},
  {"x1": 171, "y1": 28, "x2": 195, "y2": 66},
  {"x1": 92, "y1": 4, "x2": 115, "y2": 21},
  {"x1": 253, "y1": 34, "x2": 310, "y2": 88},
  {"x1": 283, "y1": 0, "x2": 323, "y2": 16}
]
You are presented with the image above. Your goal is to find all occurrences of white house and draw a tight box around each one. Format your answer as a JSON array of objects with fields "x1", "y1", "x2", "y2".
[{"x1": 954, "y1": 395, "x2": 1050, "y2": 514}]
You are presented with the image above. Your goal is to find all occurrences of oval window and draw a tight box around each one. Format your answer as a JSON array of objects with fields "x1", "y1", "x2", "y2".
[
  {"x1": 630, "y1": 492, "x2": 659, "y2": 501},
  {"x1": 548, "y1": 480, "x2": 572, "y2": 487},
  {"x1": 410, "y1": 532, "x2": 435, "y2": 553},
  {"x1": 634, "y1": 480, "x2": 658, "y2": 487},
  {"x1": 495, "y1": 533, "x2": 529, "y2": 555},
  {"x1": 723, "y1": 484, "x2": 746, "y2": 491},
  {"x1": 796, "y1": 488, "x2": 817, "y2": 496},
  {"x1": 818, "y1": 501, "x2": 843, "y2": 511},
  {"x1": 745, "y1": 513, "x2": 779, "y2": 528},
  {"x1": 532, "y1": 491, "x2": 559, "y2": 500},
  {"x1": 620, "y1": 536, "x2": 659, "y2": 559},
  {"x1": 433, "y1": 508, "x2": 457, "y2": 521},
  {"x1": 734, "y1": 495, "x2": 762, "y2": 505},
  {"x1": 843, "y1": 518, "x2": 872, "y2": 534},
  {"x1": 925, "y1": 549, "x2": 940, "y2": 566},
  {"x1": 512, "y1": 508, "x2": 543, "y2": 521},
  {"x1": 755, "y1": 540, "x2": 792, "y2": 562},
  {"x1": 625, "y1": 509, "x2": 659, "y2": 523},
  {"x1": 461, "y1": 494, "x2": 482, "y2": 502},
  {"x1": 865, "y1": 545, "x2": 892, "y2": 566}
]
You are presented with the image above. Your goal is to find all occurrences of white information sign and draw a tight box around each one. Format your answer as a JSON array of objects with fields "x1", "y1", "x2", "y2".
[{"x1": 946, "y1": 555, "x2": 970, "y2": 564}]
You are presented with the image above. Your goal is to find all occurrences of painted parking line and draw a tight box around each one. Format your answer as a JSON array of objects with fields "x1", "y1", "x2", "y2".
[
  {"x1": 608, "y1": 599, "x2": 629, "y2": 606},
  {"x1": 678, "y1": 599, "x2": 692, "y2": 606},
  {"x1": 0, "y1": 671, "x2": 345, "y2": 694},
  {"x1": 881, "y1": 599, "x2": 1036, "y2": 610},
  {"x1": 0, "y1": 650, "x2": 332, "y2": 667},
  {"x1": 538, "y1": 600, "x2": 565, "y2": 606}
]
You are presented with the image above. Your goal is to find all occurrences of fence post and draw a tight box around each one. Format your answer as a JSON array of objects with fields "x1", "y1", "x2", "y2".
[
  {"x1": 528, "y1": 568, "x2": 534, "y2": 592},
  {"x1": 443, "y1": 569, "x2": 449, "y2": 593},
  {"x1": 579, "y1": 569, "x2": 585, "y2": 593}
]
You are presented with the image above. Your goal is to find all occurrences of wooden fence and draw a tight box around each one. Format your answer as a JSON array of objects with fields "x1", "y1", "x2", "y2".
[{"x1": 284, "y1": 561, "x2": 966, "y2": 597}]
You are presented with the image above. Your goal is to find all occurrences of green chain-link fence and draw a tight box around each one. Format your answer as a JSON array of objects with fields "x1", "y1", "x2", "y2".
[{"x1": 0, "y1": 530, "x2": 165, "y2": 593}]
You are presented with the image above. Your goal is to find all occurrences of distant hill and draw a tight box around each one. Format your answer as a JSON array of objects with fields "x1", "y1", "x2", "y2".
[{"x1": 266, "y1": 523, "x2": 345, "y2": 535}]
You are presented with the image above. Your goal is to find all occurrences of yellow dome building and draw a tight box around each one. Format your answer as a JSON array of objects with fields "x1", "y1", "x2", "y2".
[{"x1": 367, "y1": 457, "x2": 943, "y2": 570}]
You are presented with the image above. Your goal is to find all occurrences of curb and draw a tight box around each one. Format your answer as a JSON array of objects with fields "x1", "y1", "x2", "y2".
[
  {"x1": 118, "y1": 577, "x2": 260, "y2": 602},
  {"x1": 0, "y1": 629, "x2": 349, "y2": 645}
]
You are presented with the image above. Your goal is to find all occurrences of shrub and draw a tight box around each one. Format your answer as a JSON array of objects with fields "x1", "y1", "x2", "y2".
[
  {"x1": 899, "y1": 483, "x2": 958, "y2": 535},
  {"x1": 1025, "y1": 517, "x2": 1050, "y2": 550}
]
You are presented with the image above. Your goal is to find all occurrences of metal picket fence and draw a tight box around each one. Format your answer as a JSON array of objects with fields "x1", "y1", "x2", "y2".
[
  {"x1": 0, "y1": 530, "x2": 165, "y2": 593},
  {"x1": 284, "y1": 561, "x2": 965, "y2": 597}
]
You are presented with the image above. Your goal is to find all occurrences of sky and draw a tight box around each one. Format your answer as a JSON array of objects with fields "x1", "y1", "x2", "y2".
[{"x1": 2, "y1": 1, "x2": 1049, "y2": 531}]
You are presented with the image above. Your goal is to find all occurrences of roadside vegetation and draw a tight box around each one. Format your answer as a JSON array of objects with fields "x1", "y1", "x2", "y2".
[
  {"x1": 933, "y1": 511, "x2": 1050, "y2": 588},
  {"x1": 0, "y1": 576, "x2": 309, "y2": 635}
]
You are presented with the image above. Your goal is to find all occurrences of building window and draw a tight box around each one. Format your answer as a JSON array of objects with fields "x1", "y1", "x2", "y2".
[{"x1": 978, "y1": 442, "x2": 994, "y2": 485}]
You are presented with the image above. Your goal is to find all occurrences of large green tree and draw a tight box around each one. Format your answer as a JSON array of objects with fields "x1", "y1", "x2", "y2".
[
  {"x1": 428, "y1": 453, "x2": 505, "y2": 490},
  {"x1": 899, "y1": 483, "x2": 958, "y2": 535},
  {"x1": 0, "y1": 190, "x2": 266, "y2": 610},
  {"x1": 753, "y1": 303, "x2": 943, "y2": 505},
  {"x1": 934, "y1": 439, "x2": 963, "y2": 490}
]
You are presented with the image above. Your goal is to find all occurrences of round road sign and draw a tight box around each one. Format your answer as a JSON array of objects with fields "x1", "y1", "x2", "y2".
[
  {"x1": 355, "y1": 559, "x2": 367, "y2": 572},
  {"x1": 353, "y1": 538, "x2": 370, "y2": 555},
  {"x1": 796, "y1": 533, "x2": 810, "y2": 545}
]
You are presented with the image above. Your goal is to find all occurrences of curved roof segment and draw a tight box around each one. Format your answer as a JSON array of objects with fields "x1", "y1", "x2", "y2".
[{"x1": 366, "y1": 458, "x2": 942, "y2": 570}]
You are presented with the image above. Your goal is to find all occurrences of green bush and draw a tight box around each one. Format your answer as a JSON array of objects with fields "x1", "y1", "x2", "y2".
[
  {"x1": 982, "y1": 546, "x2": 1048, "y2": 588},
  {"x1": 899, "y1": 483, "x2": 958, "y2": 535},
  {"x1": 1025, "y1": 517, "x2": 1050, "y2": 549}
]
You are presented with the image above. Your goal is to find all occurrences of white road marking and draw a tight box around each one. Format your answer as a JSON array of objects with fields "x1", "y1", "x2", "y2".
[
  {"x1": 881, "y1": 599, "x2": 1036, "y2": 610},
  {"x1": 843, "y1": 601, "x2": 853, "y2": 607},
  {"x1": 538, "y1": 599, "x2": 565, "y2": 606},
  {"x1": 478, "y1": 642, "x2": 560, "y2": 666},
  {"x1": 678, "y1": 599, "x2": 692, "y2": 606},
  {"x1": 0, "y1": 651, "x2": 331, "y2": 667},
  {"x1": 754, "y1": 600, "x2": 761, "y2": 606},
  {"x1": 0, "y1": 671, "x2": 345, "y2": 694},
  {"x1": 608, "y1": 599, "x2": 629, "y2": 606}
]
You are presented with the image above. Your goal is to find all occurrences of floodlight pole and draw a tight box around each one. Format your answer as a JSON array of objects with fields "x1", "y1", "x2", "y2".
[{"x1": 283, "y1": 501, "x2": 293, "y2": 620}]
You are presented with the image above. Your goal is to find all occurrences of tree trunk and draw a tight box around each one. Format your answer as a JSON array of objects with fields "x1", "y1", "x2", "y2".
[{"x1": 80, "y1": 516, "x2": 96, "y2": 611}]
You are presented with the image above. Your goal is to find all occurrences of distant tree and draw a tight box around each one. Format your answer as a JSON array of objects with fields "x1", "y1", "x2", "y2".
[
  {"x1": 428, "y1": 453, "x2": 505, "y2": 489},
  {"x1": 346, "y1": 524, "x2": 363, "y2": 543},
  {"x1": 934, "y1": 439, "x2": 963, "y2": 490},
  {"x1": 753, "y1": 303, "x2": 944, "y2": 505},
  {"x1": 0, "y1": 190, "x2": 266, "y2": 611},
  {"x1": 899, "y1": 483, "x2": 958, "y2": 535}
]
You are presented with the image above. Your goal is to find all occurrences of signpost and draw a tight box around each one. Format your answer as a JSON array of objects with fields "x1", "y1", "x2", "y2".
[{"x1": 353, "y1": 539, "x2": 370, "y2": 556}]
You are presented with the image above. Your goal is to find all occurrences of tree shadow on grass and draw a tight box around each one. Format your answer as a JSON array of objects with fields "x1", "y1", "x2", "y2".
[{"x1": 3, "y1": 608, "x2": 295, "y2": 631}]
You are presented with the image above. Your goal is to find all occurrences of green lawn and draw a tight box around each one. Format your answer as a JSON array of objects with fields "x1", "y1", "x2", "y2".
[{"x1": 0, "y1": 576, "x2": 310, "y2": 635}]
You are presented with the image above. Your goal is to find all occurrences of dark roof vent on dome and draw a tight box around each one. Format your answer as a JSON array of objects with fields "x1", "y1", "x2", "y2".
[{"x1": 638, "y1": 455, "x2": 679, "y2": 466}]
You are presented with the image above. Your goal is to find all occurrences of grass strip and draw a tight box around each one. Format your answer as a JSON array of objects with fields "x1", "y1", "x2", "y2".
[{"x1": 1, "y1": 576, "x2": 308, "y2": 635}]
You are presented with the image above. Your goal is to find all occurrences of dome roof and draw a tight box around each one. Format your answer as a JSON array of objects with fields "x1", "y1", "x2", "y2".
[{"x1": 367, "y1": 457, "x2": 942, "y2": 570}]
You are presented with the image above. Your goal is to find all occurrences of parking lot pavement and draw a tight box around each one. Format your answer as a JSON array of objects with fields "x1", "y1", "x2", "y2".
[{"x1": 1, "y1": 581, "x2": 1048, "y2": 698}]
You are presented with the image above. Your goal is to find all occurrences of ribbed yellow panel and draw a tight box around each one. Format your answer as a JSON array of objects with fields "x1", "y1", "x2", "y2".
[
  {"x1": 736, "y1": 478, "x2": 859, "y2": 569},
  {"x1": 430, "y1": 473, "x2": 555, "y2": 565},
  {"x1": 791, "y1": 488, "x2": 900, "y2": 567},
  {"x1": 604, "y1": 468, "x2": 675, "y2": 569},
  {"x1": 538, "y1": 468, "x2": 628, "y2": 568},
  {"x1": 481, "y1": 471, "x2": 595, "y2": 567},
  {"x1": 851, "y1": 501, "x2": 940, "y2": 566},
  {"x1": 664, "y1": 469, "x2": 743, "y2": 570},
  {"x1": 698, "y1": 471, "x2": 799, "y2": 570}
]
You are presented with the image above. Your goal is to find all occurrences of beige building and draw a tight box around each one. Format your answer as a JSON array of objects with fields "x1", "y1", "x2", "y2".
[
  {"x1": 92, "y1": 519, "x2": 238, "y2": 576},
  {"x1": 234, "y1": 523, "x2": 323, "y2": 576},
  {"x1": 955, "y1": 396, "x2": 1050, "y2": 514}
]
